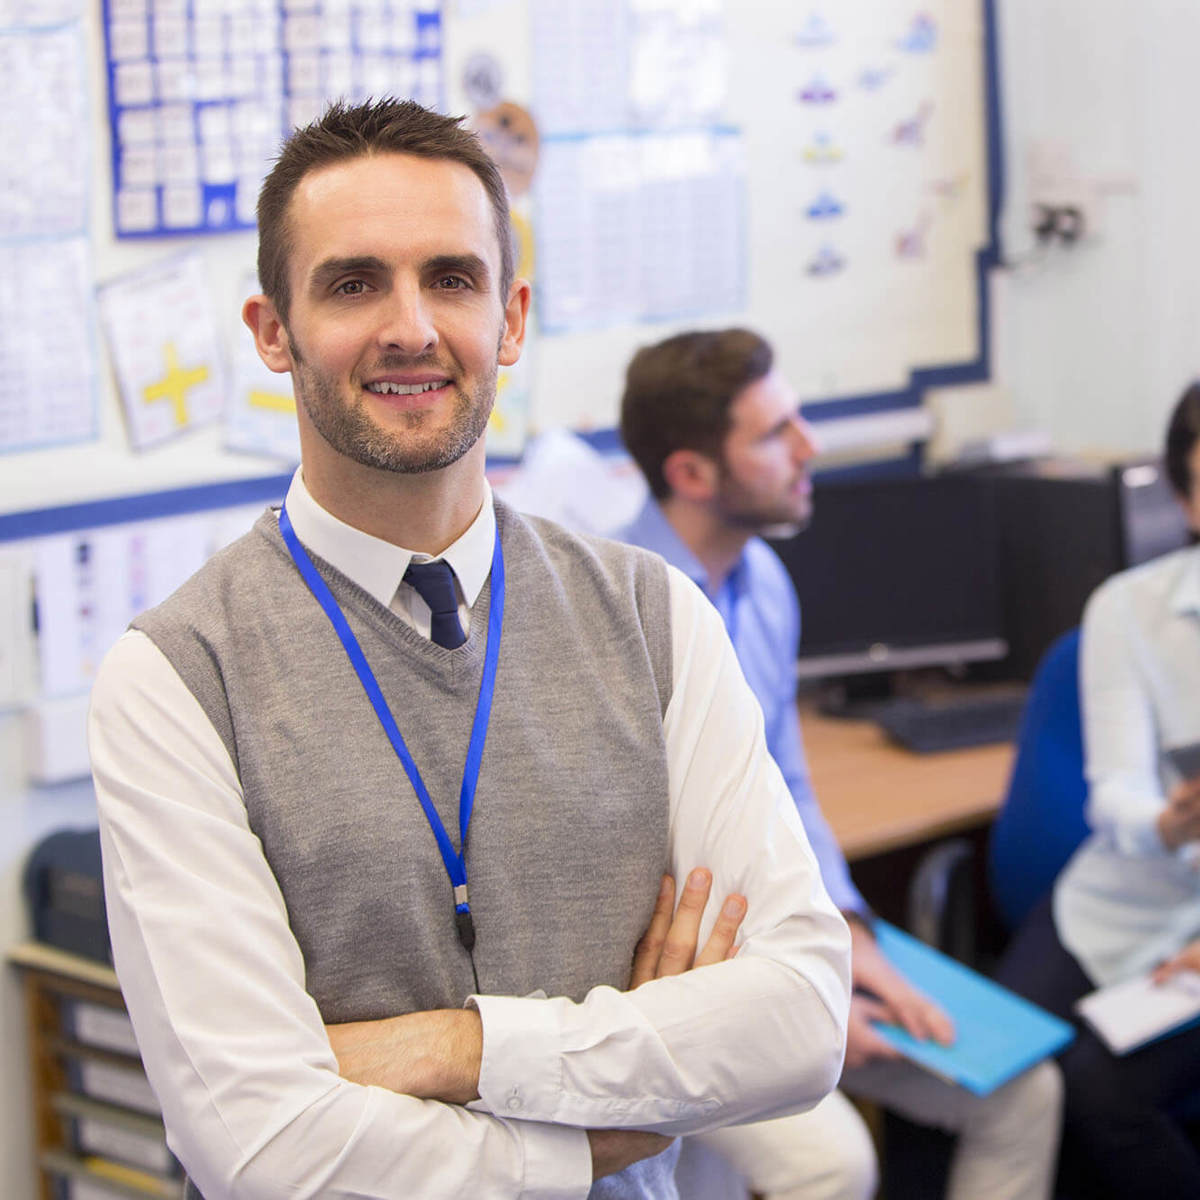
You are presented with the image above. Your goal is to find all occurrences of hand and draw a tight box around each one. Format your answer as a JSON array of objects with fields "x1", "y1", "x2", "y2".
[
  {"x1": 584, "y1": 872, "x2": 743, "y2": 1182},
  {"x1": 1157, "y1": 777, "x2": 1200, "y2": 851},
  {"x1": 1151, "y1": 938, "x2": 1200, "y2": 985},
  {"x1": 630, "y1": 869, "x2": 747, "y2": 986},
  {"x1": 843, "y1": 918, "x2": 954, "y2": 1071},
  {"x1": 326, "y1": 1008, "x2": 482, "y2": 1104},
  {"x1": 587, "y1": 1129, "x2": 675, "y2": 1179}
]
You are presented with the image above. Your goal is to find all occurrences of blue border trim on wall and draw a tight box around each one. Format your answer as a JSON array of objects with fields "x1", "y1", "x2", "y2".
[{"x1": 0, "y1": 474, "x2": 294, "y2": 542}]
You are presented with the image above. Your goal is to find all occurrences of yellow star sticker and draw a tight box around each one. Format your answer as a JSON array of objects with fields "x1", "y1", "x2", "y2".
[{"x1": 143, "y1": 342, "x2": 210, "y2": 426}]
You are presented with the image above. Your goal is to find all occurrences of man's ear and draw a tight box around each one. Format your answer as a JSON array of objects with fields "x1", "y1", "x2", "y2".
[
  {"x1": 242, "y1": 294, "x2": 294, "y2": 374},
  {"x1": 498, "y1": 278, "x2": 532, "y2": 367},
  {"x1": 662, "y1": 448, "x2": 720, "y2": 502}
]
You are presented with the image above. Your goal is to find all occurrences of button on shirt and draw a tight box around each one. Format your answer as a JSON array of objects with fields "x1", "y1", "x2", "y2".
[
  {"x1": 89, "y1": 471, "x2": 851, "y2": 1200},
  {"x1": 620, "y1": 498, "x2": 867, "y2": 917},
  {"x1": 1055, "y1": 544, "x2": 1200, "y2": 986}
]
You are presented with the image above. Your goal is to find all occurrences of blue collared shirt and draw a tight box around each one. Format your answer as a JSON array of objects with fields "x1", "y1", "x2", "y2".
[{"x1": 620, "y1": 498, "x2": 867, "y2": 915}]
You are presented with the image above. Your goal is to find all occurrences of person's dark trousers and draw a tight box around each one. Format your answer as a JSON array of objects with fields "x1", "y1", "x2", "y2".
[{"x1": 994, "y1": 894, "x2": 1200, "y2": 1199}]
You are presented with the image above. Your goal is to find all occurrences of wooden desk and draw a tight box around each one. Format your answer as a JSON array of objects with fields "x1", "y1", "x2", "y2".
[{"x1": 802, "y1": 707, "x2": 1016, "y2": 861}]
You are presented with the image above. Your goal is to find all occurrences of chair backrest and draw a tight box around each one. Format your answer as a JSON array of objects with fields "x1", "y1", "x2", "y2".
[{"x1": 987, "y1": 628, "x2": 1090, "y2": 931}]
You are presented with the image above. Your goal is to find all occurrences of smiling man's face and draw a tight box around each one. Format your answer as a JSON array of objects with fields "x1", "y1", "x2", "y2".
[{"x1": 258, "y1": 151, "x2": 526, "y2": 478}]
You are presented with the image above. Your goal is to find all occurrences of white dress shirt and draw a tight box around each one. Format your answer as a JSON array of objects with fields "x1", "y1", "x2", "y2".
[
  {"x1": 89, "y1": 470, "x2": 850, "y2": 1200},
  {"x1": 1055, "y1": 544, "x2": 1200, "y2": 986}
]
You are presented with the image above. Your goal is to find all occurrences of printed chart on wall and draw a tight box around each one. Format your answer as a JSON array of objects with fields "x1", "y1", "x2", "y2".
[
  {"x1": 530, "y1": 0, "x2": 745, "y2": 335},
  {"x1": 102, "y1": 0, "x2": 444, "y2": 237},
  {"x1": 0, "y1": 0, "x2": 97, "y2": 454},
  {"x1": 98, "y1": 252, "x2": 227, "y2": 450},
  {"x1": 733, "y1": 1, "x2": 991, "y2": 402},
  {"x1": 33, "y1": 505, "x2": 264, "y2": 698}
]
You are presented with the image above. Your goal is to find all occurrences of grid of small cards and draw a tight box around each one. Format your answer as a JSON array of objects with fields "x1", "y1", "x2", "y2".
[{"x1": 103, "y1": 0, "x2": 443, "y2": 238}]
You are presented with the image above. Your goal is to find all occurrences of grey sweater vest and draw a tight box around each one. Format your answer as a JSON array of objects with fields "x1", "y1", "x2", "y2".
[{"x1": 135, "y1": 500, "x2": 681, "y2": 1197}]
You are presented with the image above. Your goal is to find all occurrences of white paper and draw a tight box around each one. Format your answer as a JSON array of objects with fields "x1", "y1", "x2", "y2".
[
  {"x1": 0, "y1": 547, "x2": 34, "y2": 709},
  {"x1": 1076, "y1": 970, "x2": 1200, "y2": 1055},
  {"x1": 78, "y1": 1060, "x2": 161, "y2": 1115},
  {"x1": 0, "y1": 26, "x2": 89, "y2": 238},
  {"x1": 68, "y1": 1001, "x2": 140, "y2": 1056},
  {"x1": 102, "y1": 0, "x2": 444, "y2": 236},
  {"x1": 34, "y1": 512, "x2": 225, "y2": 697},
  {"x1": 225, "y1": 273, "x2": 301, "y2": 462},
  {"x1": 492, "y1": 430, "x2": 646, "y2": 536},
  {"x1": 76, "y1": 1117, "x2": 172, "y2": 1174},
  {"x1": 0, "y1": 238, "x2": 97, "y2": 453},
  {"x1": 98, "y1": 252, "x2": 226, "y2": 451},
  {"x1": 535, "y1": 129, "x2": 744, "y2": 332}
]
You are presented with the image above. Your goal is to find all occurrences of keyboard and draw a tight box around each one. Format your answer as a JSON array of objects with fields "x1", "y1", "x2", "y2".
[{"x1": 874, "y1": 690, "x2": 1028, "y2": 753}]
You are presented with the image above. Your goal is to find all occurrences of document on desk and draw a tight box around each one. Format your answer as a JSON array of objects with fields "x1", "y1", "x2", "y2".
[
  {"x1": 870, "y1": 922, "x2": 1074, "y2": 1095},
  {"x1": 1075, "y1": 970, "x2": 1200, "y2": 1055}
]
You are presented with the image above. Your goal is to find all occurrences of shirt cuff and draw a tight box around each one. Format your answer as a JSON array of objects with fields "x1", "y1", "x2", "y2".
[
  {"x1": 1118, "y1": 809, "x2": 1180, "y2": 858},
  {"x1": 514, "y1": 1121, "x2": 592, "y2": 1200},
  {"x1": 469, "y1": 993, "x2": 563, "y2": 1122}
]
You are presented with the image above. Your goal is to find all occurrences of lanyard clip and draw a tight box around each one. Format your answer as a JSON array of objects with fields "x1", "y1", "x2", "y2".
[{"x1": 454, "y1": 885, "x2": 476, "y2": 952}]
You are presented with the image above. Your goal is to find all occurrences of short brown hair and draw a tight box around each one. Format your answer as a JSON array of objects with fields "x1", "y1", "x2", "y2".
[
  {"x1": 1165, "y1": 381, "x2": 1200, "y2": 499},
  {"x1": 256, "y1": 97, "x2": 514, "y2": 323},
  {"x1": 620, "y1": 329, "x2": 774, "y2": 500}
]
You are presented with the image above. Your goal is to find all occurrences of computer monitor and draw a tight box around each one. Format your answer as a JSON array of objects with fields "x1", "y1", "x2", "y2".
[
  {"x1": 1113, "y1": 457, "x2": 1191, "y2": 568},
  {"x1": 766, "y1": 474, "x2": 1006, "y2": 682}
]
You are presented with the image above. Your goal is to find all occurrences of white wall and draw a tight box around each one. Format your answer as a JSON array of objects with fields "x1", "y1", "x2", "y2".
[{"x1": 991, "y1": 0, "x2": 1200, "y2": 458}]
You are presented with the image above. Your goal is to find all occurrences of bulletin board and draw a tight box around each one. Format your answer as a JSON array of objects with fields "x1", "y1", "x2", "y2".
[{"x1": 0, "y1": 0, "x2": 1002, "y2": 734}]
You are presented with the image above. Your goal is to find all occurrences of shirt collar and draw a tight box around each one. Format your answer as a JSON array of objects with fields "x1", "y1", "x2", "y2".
[
  {"x1": 626, "y1": 497, "x2": 709, "y2": 589},
  {"x1": 625, "y1": 496, "x2": 750, "y2": 598},
  {"x1": 282, "y1": 469, "x2": 496, "y2": 610}
]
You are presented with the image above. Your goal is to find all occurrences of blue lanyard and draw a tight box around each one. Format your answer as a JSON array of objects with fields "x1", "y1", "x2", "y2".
[{"x1": 278, "y1": 501, "x2": 504, "y2": 954}]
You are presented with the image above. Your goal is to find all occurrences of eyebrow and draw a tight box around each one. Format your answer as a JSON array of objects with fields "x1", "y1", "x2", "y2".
[
  {"x1": 762, "y1": 405, "x2": 804, "y2": 440},
  {"x1": 308, "y1": 255, "x2": 388, "y2": 295},
  {"x1": 306, "y1": 253, "x2": 493, "y2": 295},
  {"x1": 425, "y1": 253, "x2": 491, "y2": 287}
]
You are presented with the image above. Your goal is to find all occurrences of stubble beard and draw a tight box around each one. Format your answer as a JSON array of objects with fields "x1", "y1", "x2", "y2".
[
  {"x1": 290, "y1": 338, "x2": 496, "y2": 475},
  {"x1": 716, "y1": 471, "x2": 813, "y2": 537}
]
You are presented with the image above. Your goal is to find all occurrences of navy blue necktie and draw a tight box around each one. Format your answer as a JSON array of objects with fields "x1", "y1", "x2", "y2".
[{"x1": 404, "y1": 559, "x2": 467, "y2": 649}]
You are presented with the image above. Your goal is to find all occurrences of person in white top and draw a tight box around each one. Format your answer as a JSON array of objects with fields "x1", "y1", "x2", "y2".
[
  {"x1": 997, "y1": 382, "x2": 1200, "y2": 1198},
  {"x1": 88, "y1": 97, "x2": 850, "y2": 1200}
]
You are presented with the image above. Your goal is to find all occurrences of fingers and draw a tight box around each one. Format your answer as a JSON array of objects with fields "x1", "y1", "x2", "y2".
[
  {"x1": 876, "y1": 974, "x2": 955, "y2": 1045},
  {"x1": 631, "y1": 869, "x2": 747, "y2": 985},
  {"x1": 846, "y1": 995, "x2": 902, "y2": 1069},
  {"x1": 588, "y1": 1130, "x2": 675, "y2": 1180},
  {"x1": 655, "y1": 868, "x2": 712, "y2": 977},
  {"x1": 1151, "y1": 960, "x2": 1176, "y2": 985},
  {"x1": 1172, "y1": 775, "x2": 1200, "y2": 801},
  {"x1": 1151, "y1": 942, "x2": 1200, "y2": 984},
  {"x1": 853, "y1": 936, "x2": 955, "y2": 1045},
  {"x1": 630, "y1": 875, "x2": 675, "y2": 988},
  {"x1": 694, "y1": 892, "x2": 747, "y2": 969}
]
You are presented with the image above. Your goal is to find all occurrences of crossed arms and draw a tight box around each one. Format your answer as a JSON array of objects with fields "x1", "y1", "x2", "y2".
[
  {"x1": 91, "y1": 571, "x2": 850, "y2": 1199},
  {"x1": 328, "y1": 870, "x2": 747, "y2": 1180}
]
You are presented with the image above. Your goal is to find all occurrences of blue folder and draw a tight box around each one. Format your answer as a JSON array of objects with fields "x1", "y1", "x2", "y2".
[{"x1": 870, "y1": 921, "x2": 1075, "y2": 1096}]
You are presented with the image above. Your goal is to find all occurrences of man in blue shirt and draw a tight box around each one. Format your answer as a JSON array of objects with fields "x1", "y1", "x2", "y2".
[{"x1": 618, "y1": 328, "x2": 1062, "y2": 1200}]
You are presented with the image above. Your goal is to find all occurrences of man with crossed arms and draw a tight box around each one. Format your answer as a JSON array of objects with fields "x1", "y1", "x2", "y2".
[{"x1": 88, "y1": 100, "x2": 850, "y2": 1198}]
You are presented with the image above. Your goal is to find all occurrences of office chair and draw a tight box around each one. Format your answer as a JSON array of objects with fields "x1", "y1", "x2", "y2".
[
  {"x1": 905, "y1": 629, "x2": 1087, "y2": 964},
  {"x1": 987, "y1": 627, "x2": 1090, "y2": 932}
]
